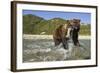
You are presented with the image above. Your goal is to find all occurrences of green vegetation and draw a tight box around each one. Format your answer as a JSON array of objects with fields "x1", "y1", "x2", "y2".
[
  {"x1": 79, "y1": 24, "x2": 91, "y2": 35},
  {"x1": 23, "y1": 14, "x2": 91, "y2": 35}
]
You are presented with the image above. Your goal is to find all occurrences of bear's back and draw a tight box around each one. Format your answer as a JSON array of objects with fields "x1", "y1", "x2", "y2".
[{"x1": 53, "y1": 24, "x2": 68, "y2": 39}]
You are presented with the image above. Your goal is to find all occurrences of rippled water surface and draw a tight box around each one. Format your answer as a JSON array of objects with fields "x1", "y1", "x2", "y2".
[{"x1": 23, "y1": 39, "x2": 91, "y2": 63}]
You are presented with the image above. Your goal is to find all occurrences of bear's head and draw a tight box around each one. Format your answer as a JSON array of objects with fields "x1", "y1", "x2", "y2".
[{"x1": 70, "y1": 19, "x2": 81, "y2": 27}]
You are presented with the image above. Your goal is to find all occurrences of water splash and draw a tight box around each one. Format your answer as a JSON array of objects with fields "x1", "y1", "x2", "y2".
[{"x1": 23, "y1": 39, "x2": 90, "y2": 62}]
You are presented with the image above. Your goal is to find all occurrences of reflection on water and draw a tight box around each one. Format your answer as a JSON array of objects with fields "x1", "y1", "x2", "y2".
[{"x1": 23, "y1": 39, "x2": 91, "y2": 63}]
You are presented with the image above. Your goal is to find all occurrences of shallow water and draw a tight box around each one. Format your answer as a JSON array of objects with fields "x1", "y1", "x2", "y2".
[{"x1": 23, "y1": 39, "x2": 91, "y2": 62}]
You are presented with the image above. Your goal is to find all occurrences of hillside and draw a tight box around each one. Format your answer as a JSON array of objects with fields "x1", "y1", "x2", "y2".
[
  {"x1": 23, "y1": 14, "x2": 44, "y2": 34},
  {"x1": 23, "y1": 14, "x2": 90, "y2": 35}
]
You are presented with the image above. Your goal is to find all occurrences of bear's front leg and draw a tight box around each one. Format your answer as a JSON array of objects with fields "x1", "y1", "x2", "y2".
[
  {"x1": 54, "y1": 39, "x2": 61, "y2": 46},
  {"x1": 62, "y1": 38, "x2": 69, "y2": 49}
]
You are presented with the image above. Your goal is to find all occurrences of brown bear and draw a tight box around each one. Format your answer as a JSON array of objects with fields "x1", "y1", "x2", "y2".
[
  {"x1": 70, "y1": 19, "x2": 80, "y2": 46},
  {"x1": 53, "y1": 21, "x2": 71, "y2": 49},
  {"x1": 53, "y1": 19, "x2": 81, "y2": 49}
]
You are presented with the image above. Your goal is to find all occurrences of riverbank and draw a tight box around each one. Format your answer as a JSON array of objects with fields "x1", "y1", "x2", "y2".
[{"x1": 23, "y1": 34, "x2": 91, "y2": 39}]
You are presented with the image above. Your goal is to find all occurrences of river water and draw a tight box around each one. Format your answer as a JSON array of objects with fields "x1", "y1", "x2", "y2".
[{"x1": 23, "y1": 39, "x2": 91, "y2": 62}]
